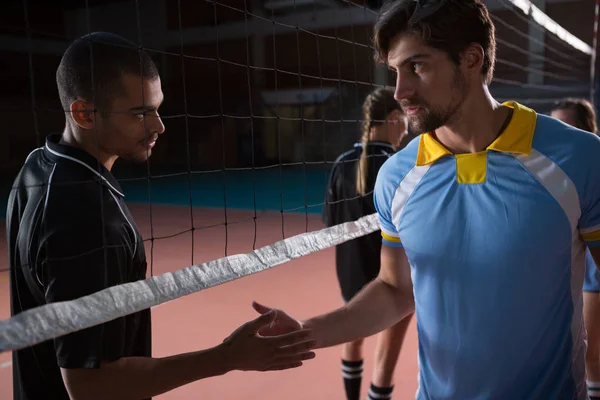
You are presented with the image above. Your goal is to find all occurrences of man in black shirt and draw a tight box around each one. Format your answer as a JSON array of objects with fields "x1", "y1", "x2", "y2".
[{"x1": 8, "y1": 32, "x2": 316, "y2": 400}]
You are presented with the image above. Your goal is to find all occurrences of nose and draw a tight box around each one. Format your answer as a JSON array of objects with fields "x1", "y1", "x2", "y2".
[
  {"x1": 150, "y1": 114, "x2": 165, "y2": 136},
  {"x1": 394, "y1": 72, "x2": 414, "y2": 102}
]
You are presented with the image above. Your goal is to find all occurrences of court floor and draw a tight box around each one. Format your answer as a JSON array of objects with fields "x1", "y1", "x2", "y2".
[{"x1": 0, "y1": 203, "x2": 419, "y2": 399}]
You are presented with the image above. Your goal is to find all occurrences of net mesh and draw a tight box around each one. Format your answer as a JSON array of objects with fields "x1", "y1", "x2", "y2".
[{"x1": 0, "y1": 0, "x2": 596, "y2": 352}]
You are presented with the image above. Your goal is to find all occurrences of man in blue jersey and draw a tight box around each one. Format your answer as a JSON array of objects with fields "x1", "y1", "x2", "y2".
[{"x1": 251, "y1": 0, "x2": 600, "y2": 399}]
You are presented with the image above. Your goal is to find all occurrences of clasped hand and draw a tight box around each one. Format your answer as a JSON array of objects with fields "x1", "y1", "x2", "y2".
[{"x1": 220, "y1": 302, "x2": 314, "y2": 372}]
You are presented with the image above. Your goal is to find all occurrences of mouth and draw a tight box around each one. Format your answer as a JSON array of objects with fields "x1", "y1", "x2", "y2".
[
  {"x1": 142, "y1": 136, "x2": 158, "y2": 149},
  {"x1": 403, "y1": 106, "x2": 421, "y2": 116}
]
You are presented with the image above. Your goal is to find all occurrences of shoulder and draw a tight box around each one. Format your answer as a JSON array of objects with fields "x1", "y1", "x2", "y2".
[
  {"x1": 333, "y1": 145, "x2": 362, "y2": 165},
  {"x1": 374, "y1": 136, "x2": 421, "y2": 209},
  {"x1": 369, "y1": 142, "x2": 396, "y2": 156},
  {"x1": 532, "y1": 113, "x2": 600, "y2": 155},
  {"x1": 533, "y1": 113, "x2": 600, "y2": 147},
  {"x1": 377, "y1": 135, "x2": 421, "y2": 187},
  {"x1": 43, "y1": 161, "x2": 124, "y2": 242},
  {"x1": 372, "y1": 137, "x2": 420, "y2": 236},
  {"x1": 531, "y1": 114, "x2": 600, "y2": 186},
  {"x1": 328, "y1": 145, "x2": 361, "y2": 181},
  {"x1": 10, "y1": 147, "x2": 48, "y2": 189},
  {"x1": 47, "y1": 162, "x2": 104, "y2": 210},
  {"x1": 367, "y1": 142, "x2": 396, "y2": 166}
]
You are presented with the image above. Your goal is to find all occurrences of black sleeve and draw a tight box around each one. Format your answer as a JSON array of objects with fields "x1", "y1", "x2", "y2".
[
  {"x1": 322, "y1": 163, "x2": 341, "y2": 227},
  {"x1": 40, "y1": 223, "x2": 132, "y2": 369}
]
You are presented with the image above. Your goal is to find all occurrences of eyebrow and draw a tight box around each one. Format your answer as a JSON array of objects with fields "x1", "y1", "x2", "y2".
[
  {"x1": 128, "y1": 97, "x2": 164, "y2": 112},
  {"x1": 128, "y1": 105, "x2": 157, "y2": 112},
  {"x1": 389, "y1": 53, "x2": 432, "y2": 70}
]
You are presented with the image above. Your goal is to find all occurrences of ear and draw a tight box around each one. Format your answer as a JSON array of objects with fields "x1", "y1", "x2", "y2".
[
  {"x1": 70, "y1": 100, "x2": 97, "y2": 130},
  {"x1": 460, "y1": 43, "x2": 485, "y2": 78}
]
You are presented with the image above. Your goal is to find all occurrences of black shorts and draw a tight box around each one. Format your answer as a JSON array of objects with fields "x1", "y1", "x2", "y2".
[{"x1": 335, "y1": 235, "x2": 382, "y2": 302}]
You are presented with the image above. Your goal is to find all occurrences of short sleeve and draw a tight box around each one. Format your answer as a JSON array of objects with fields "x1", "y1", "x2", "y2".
[
  {"x1": 578, "y1": 135, "x2": 600, "y2": 248},
  {"x1": 374, "y1": 164, "x2": 403, "y2": 248},
  {"x1": 40, "y1": 224, "x2": 132, "y2": 369}
]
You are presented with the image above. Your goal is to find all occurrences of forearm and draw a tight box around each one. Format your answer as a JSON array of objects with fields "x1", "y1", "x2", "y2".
[
  {"x1": 303, "y1": 278, "x2": 414, "y2": 349},
  {"x1": 64, "y1": 345, "x2": 232, "y2": 400}
]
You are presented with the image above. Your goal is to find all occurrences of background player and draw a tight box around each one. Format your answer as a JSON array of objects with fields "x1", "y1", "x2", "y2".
[
  {"x1": 322, "y1": 87, "x2": 413, "y2": 400},
  {"x1": 551, "y1": 98, "x2": 600, "y2": 400}
]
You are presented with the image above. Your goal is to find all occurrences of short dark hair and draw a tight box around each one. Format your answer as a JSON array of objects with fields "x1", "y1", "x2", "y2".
[
  {"x1": 56, "y1": 32, "x2": 159, "y2": 116},
  {"x1": 552, "y1": 98, "x2": 598, "y2": 134},
  {"x1": 373, "y1": 0, "x2": 496, "y2": 84}
]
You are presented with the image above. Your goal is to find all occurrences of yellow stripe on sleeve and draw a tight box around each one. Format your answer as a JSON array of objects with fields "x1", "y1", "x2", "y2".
[
  {"x1": 381, "y1": 231, "x2": 401, "y2": 243},
  {"x1": 582, "y1": 230, "x2": 600, "y2": 243}
]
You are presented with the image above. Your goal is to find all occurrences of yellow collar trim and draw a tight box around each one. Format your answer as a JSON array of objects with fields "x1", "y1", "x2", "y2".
[{"x1": 415, "y1": 101, "x2": 537, "y2": 166}]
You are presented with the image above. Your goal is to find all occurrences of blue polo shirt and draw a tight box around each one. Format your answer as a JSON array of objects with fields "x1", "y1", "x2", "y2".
[{"x1": 374, "y1": 101, "x2": 600, "y2": 399}]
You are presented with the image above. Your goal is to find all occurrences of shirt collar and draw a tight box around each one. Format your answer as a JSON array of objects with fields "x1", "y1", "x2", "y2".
[
  {"x1": 43, "y1": 134, "x2": 125, "y2": 197},
  {"x1": 415, "y1": 101, "x2": 537, "y2": 166},
  {"x1": 354, "y1": 141, "x2": 396, "y2": 151}
]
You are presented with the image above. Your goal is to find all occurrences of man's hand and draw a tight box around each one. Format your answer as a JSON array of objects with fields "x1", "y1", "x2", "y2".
[
  {"x1": 251, "y1": 301, "x2": 304, "y2": 336},
  {"x1": 246, "y1": 247, "x2": 414, "y2": 354},
  {"x1": 61, "y1": 309, "x2": 315, "y2": 400},
  {"x1": 220, "y1": 308, "x2": 315, "y2": 372}
]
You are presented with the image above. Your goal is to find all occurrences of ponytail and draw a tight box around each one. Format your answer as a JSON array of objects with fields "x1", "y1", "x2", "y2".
[{"x1": 355, "y1": 87, "x2": 401, "y2": 196}]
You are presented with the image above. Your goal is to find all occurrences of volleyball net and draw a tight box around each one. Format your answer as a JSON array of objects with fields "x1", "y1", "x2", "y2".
[{"x1": 0, "y1": 0, "x2": 596, "y2": 353}]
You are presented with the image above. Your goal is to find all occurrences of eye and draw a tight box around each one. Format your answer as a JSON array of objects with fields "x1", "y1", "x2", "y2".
[
  {"x1": 412, "y1": 62, "x2": 424, "y2": 73},
  {"x1": 134, "y1": 111, "x2": 146, "y2": 120}
]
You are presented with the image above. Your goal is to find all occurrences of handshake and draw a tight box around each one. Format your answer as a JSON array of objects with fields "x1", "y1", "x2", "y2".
[{"x1": 219, "y1": 301, "x2": 318, "y2": 372}]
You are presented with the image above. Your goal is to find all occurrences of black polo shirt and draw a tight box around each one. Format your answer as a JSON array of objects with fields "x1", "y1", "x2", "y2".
[
  {"x1": 322, "y1": 141, "x2": 396, "y2": 302},
  {"x1": 7, "y1": 134, "x2": 151, "y2": 400}
]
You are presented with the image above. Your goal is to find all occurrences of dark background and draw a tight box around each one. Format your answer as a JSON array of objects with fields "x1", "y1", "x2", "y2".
[{"x1": 0, "y1": 0, "x2": 595, "y2": 180}]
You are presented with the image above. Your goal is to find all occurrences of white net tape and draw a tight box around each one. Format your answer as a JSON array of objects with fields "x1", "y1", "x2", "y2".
[{"x1": 0, "y1": 213, "x2": 380, "y2": 353}]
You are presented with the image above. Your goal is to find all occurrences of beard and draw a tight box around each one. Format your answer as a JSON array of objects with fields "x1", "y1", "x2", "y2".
[
  {"x1": 117, "y1": 134, "x2": 158, "y2": 164},
  {"x1": 402, "y1": 68, "x2": 468, "y2": 134},
  {"x1": 123, "y1": 147, "x2": 151, "y2": 161},
  {"x1": 95, "y1": 118, "x2": 156, "y2": 164},
  {"x1": 120, "y1": 146, "x2": 153, "y2": 163}
]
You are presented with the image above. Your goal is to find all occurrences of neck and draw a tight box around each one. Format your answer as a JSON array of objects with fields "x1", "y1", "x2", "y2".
[
  {"x1": 60, "y1": 125, "x2": 118, "y2": 171},
  {"x1": 369, "y1": 127, "x2": 390, "y2": 144},
  {"x1": 433, "y1": 85, "x2": 512, "y2": 154}
]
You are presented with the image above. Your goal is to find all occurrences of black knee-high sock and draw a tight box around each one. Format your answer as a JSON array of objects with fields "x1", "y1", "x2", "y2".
[
  {"x1": 588, "y1": 380, "x2": 600, "y2": 400},
  {"x1": 368, "y1": 383, "x2": 394, "y2": 400},
  {"x1": 342, "y1": 359, "x2": 363, "y2": 400}
]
